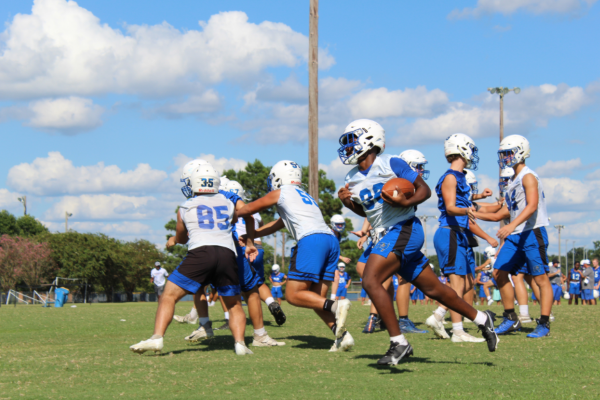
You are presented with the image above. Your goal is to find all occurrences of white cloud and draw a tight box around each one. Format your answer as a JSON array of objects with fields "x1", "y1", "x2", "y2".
[
  {"x1": 542, "y1": 176, "x2": 600, "y2": 211},
  {"x1": 537, "y1": 158, "x2": 583, "y2": 177},
  {"x1": 8, "y1": 152, "x2": 168, "y2": 196},
  {"x1": 171, "y1": 153, "x2": 248, "y2": 184},
  {"x1": 319, "y1": 158, "x2": 353, "y2": 186},
  {"x1": 42, "y1": 220, "x2": 153, "y2": 235},
  {"x1": 585, "y1": 169, "x2": 600, "y2": 180},
  {"x1": 155, "y1": 90, "x2": 222, "y2": 117},
  {"x1": 449, "y1": 0, "x2": 597, "y2": 19},
  {"x1": 43, "y1": 194, "x2": 158, "y2": 221},
  {"x1": 26, "y1": 97, "x2": 104, "y2": 134},
  {"x1": 0, "y1": 189, "x2": 24, "y2": 214},
  {"x1": 0, "y1": 0, "x2": 334, "y2": 99}
]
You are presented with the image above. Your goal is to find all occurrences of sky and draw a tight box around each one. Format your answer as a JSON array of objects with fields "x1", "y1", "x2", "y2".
[{"x1": 0, "y1": 0, "x2": 599, "y2": 258}]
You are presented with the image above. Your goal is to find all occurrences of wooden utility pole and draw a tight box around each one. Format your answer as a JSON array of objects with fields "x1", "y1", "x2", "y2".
[
  {"x1": 273, "y1": 232, "x2": 277, "y2": 266},
  {"x1": 308, "y1": 0, "x2": 319, "y2": 200},
  {"x1": 281, "y1": 232, "x2": 286, "y2": 270}
]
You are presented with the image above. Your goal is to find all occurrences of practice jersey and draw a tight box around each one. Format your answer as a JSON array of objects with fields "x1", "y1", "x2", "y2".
[
  {"x1": 569, "y1": 269, "x2": 582, "y2": 284},
  {"x1": 436, "y1": 169, "x2": 471, "y2": 229},
  {"x1": 338, "y1": 271, "x2": 350, "y2": 286},
  {"x1": 594, "y1": 267, "x2": 600, "y2": 283},
  {"x1": 235, "y1": 212, "x2": 262, "y2": 242},
  {"x1": 438, "y1": 276, "x2": 448, "y2": 285},
  {"x1": 271, "y1": 272, "x2": 286, "y2": 284},
  {"x1": 504, "y1": 166, "x2": 549, "y2": 235},
  {"x1": 393, "y1": 275, "x2": 400, "y2": 290},
  {"x1": 344, "y1": 154, "x2": 419, "y2": 230},
  {"x1": 479, "y1": 270, "x2": 492, "y2": 283},
  {"x1": 179, "y1": 193, "x2": 236, "y2": 254},
  {"x1": 276, "y1": 185, "x2": 333, "y2": 242}
]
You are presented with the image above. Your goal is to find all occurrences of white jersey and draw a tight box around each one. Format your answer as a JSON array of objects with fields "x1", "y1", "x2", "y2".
[
  {"x1": 345, "y1": 154, "x2": 417, "y2": 230},
  {"x1": 276, "y1": 185, "x2": 333, "y2": 242},
  {"x1": 179, "y1": 193, "x2": 236, "y2": 254},
  {"x1": 235, "y1": 212, "x2": 263, "y2": 243},
  {"x1": 504, "y1": 166, "x2": 549, "y2": 235}
]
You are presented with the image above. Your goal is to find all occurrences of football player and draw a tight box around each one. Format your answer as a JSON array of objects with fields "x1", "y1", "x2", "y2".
[
  {"x1": 335, "y1": 263, "x2": 352, "y2": 300},
  {"x1": 269, "y1": 264, "x2": 286, "y2": 305}
]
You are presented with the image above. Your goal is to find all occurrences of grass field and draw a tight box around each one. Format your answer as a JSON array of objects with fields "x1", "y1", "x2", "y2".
[{"x1": 1, "y1": 300, "x2": 599, "y2": 399}]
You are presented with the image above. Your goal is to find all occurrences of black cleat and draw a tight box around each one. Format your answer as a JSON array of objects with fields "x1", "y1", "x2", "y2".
[
  {"x1": 268, "y1": 302, "x2": 287, "y2": 326},
  {"x1": 478, "y1": 310, "x2": 499, "y2": 352},
  {"x1": 215, "y1": 321, "x2": 230, "y2": 331},
  {"x1": 377, "y1": 342, "x2": 413, "y2": 365},
  {"x1": 377, "y1": 317, "x2": 386, "y2": 331}
]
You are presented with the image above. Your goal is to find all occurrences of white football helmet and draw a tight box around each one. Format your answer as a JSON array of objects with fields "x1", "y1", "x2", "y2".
[
  {"x1": 338, "y1": 119, "x2": 385, "y2": 165},
  {"x1": 498, "y1": 135, "x2": 530, "y2": 168},
  {"x1": 226, "y1": 180, "x2": 247, "y2": 201},
  {"x1": 219, "y1": 175, "x2": 231, "y2": 190},
  {"x1": 499, "y1": 167, "x2": 514, "y2": 195},
  {"x1": 337, "y1": 262, "x2": 346, "y2": 271},
  {"x1": 180, "y1": 159, "x2": 208, "y2": 198},
  {"x1": 444, "y1": 133, "x2": 479, "y2": 170},
  {"x1": 464, "y1": 169, "x2": 478, "y2": 194},
  {"x1": 268, "y1": 160, "x2": 302, "y2": 191},
  {"x1": 399, "y1": 149, "x2": 430, "y2": 180},
  {"x1": 484, "y1": 246, "x2": 496, "y2": 259},
  {"x1": 272, "y1": 264, "x2": 280, "y2": 273},
  {"x1": 331, "y1": 214, "x2": 345, "y2": 232},
  {"x1": 190, "y1": 163, "x2": 220, "y2": 195}
]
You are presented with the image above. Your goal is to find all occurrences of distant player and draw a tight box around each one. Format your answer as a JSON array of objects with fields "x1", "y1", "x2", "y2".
[
  {"x1": 567, "y1": 262, "x2": 582, "y2": 305},
  {"x1": 269, "y1": 264, "x2": 286, "y2": 305},
  {"x1": 338, "y1": 119, "x2": 497, "y2": 364},
  {"x1": 330, "y1": 214, "x2": 352, "y2": 300},
  {"x1": 151, "y1": 262, "x2": 169, "y2": 302},
  {"x1": 548, "y1": 259, "x2": 563, "y2": 306},
  {"x1": 335, "y1": 263, "x2": 352, "y2": 300},
  {"x1": 237, "y1": 160, "x2": 354, "y2": 353},
  {"x1": 593, "y1": 258, "x2": 600, "y2": 305},
  {"x1": 580, "y1": 260, "x2": 594, "y2": 305}
]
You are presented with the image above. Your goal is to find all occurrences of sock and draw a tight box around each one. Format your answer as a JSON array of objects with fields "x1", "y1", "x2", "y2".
[
  {"x1": 487, "y1": 296, "x2": 491, "y2": 300},
  {"x1": 254, "y1": 327, "x2": 266, "y2": 336},
  {"x1": 398, "y1": 315, "x2": 408, "y2": 320},
  {"x1": 330, "y1": 294, "x2": 336, "y2": 300},
  {"x1": 150, "y1": 334, "x2": 162, "y2": 339},
  {"x1": 434, "y1": 307, "x2": 447, "y2": 321},
  {"x1": 539, "y1": 315, "x2": 550, "y2": 325},
  {"x1": 190, "y1": 307, "x2": 199, "y2": 319},
  {"x1": 323, "y1": 299, "x2": 337, "y2": 313},
  {"x1": 199, "y1": 317, "x2": 210, "y2": 326},
  {"x1": 452, "y1": 322, "x2": 463, "y2": 332},
  {"x1": 519, "y1": 305, "x2": 529, "y2": 316},
  {"x1": 505, "y1": 308, "x2": 515, "y2": 315},
  {"x1": 473, "y1": 311, "x2": 487, "y2": 326},
  {"x1": 265, "y1": 297, "x2": 275, "y2": 306},
  {"x1": 390, "y1": 334, "x2": 408, "y2": 346},
  {"x1": 224, "y1": 312, "x2": 229, "y2": 320},
  {"x1": 330, "y1": 323, "x2": 337, "y2": 334}
]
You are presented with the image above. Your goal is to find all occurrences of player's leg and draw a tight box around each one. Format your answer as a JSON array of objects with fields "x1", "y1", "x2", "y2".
[
  {"x1": 220, "y1": 294, "x2": 252, "y2": 355},
  {"x1": 184, "y1": 287, "x2": 215, "y2": 343},
  {"x1": 512, "y1": 273, "x2": 532, "y2": 324},
  {"x1": 242, "y1": 286, "x2": 285, "y2": 347},
  {"x1": 152, "y1": 282, "x2": 189, "y2": 338},
  {"x1": 215, "y1": 294, "x2": 231, "y2": 330},
  {"x1": 397, "y1": 278, "x2": 428, "y2": 334}
]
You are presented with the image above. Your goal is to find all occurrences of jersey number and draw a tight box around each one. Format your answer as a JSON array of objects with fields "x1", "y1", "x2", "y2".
[
  {"x1": 296, "y1": 189, "x2": 318, "y2": 206},
  {"x1": 197, "y1": 205, "x2": 230, "y2": 230},
  {"x1": 360, "y1": 183, "x2": 384, "y2": 210},
  {"x1": 200, "y1": 178, "x2": 214, "y2": 188}
]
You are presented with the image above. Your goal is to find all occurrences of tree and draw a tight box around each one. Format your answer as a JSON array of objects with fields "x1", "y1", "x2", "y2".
[
  {"x1": 222, "y1": 159, "x2": 274, "y2": 222},
  {"x1": 120, "y1": 239, "x2": 165, "y2": 301},
  {"x1": 0, "y1": 211, "x2": 19, "y2": 236},
  {"x1": 17, "y1": 215, "x2": 49, "y2": 237},
  {"x1": 0, "y1": 235, "x2": 55, "y2": 292},
  {"x1": 164, "y1": 207, "x2": 187, "y2": 271}
]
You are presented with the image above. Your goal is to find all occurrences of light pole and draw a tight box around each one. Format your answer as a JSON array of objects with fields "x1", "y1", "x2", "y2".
[
  {"x1": 487, "y1": 86, "x2": 521, "y2": 143},
  {"x1": 554, "y1": 225, "x2": 565, "y2": 270},
  {"x1": 17, "y1": 196, "x2": 27, "y2": 216},
  {"x1": 65, "y1": 212, "x2": 73, "y2": 233},
  {"x1": 418, "y1": 215, "x2": 437, "y2": 257},
  {"x1": 571, "y1": 241, "x2": 576, "y2": 267},
  {"x1": 308, "y1": 0, "x2": 319, "y2": 201}
]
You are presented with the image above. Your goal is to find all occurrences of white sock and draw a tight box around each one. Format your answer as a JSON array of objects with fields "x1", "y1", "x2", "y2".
[
  {"x1": 189, "y1": 307, "x2": 198, "y2": 319},
  {"x1": 224, "y1": 312, "x2": 229, "y2": 320},
  {"x1": 452, "y1": 322, "x2": 463, "y2": 332},
  {"x1": 199, "y1": 317, "x2": 210, "y2": 326},
  {"x1": 473, "y1": 310, "x2": 487, "y2": 326},
  {"x1": 390, "y1": 334, "x2": 408, "y2": 346},
  {"x1": 434, "y1": 307, "x2": 447, "y2": 321},
  {"x1": 150, "y1": 334, "x2": 163, "y2": 339},
  {"x1": 265, "y1": 297, "x2": 275, "y2": 306},
  {"x1": 487, "y1": 296, "x2": 491, "y2": 300},
  {"x1": 519, "y1": 305, "x2": 529, "y2": 316},
  {"x1": 254, "y1": 327, "x2": 266, "y2": 336},
  {"x1": 330, "y1": 294, "x2": 336, "y2": 300}
]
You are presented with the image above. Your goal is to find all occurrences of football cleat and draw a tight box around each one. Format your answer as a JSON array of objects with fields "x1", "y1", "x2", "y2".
[
  {"x1": 518, "y1": 314, "x2": 533, "y2": 324},
  {"x1": 234, "y1": 341, "x2": 254, "y2": 355},
  {"x1": 526, "y1": 320, "x2": 550, "y2": 338},
  {"x1": 268, "y1": 302, "x2": 287, "y2": 326},
  {"x1": 215, "y1": 321, "x2": 230, "y2": 331},
  {"x1": 173, "y1": 314, "x2": 199, "y2": 325},
  {"x1": 185, "y1": 322, "x2": 214, "y2": 343},
  {"x1": 549, "y1": 313, "x2": 555, "y2": 322},
  {"x1": 363, "y1": 314, "x2": 378, "y2": 334},
  {"x1": 334, "y1": 299, "x2": 351, "y2": 338},
  {"x1": 252, "y1": 333, "x2": 286, "y2": 347},
  {"x1": 451, "y1": 330, "x2": 485, "y2": 343},
  {"x1": 487, "y1": 298, "x2": 494, "y2": 306},
  {"x1": 130, "y1": 337, "x2": 163, "y2": 354},
  {"x1": 398, "y1": 318, "x2": 429, "y2": 334},
  {"x1": 495, "y1": 313, "x2": 522, "y2": 335},
  {"x1": 425, "y1": 315, "x2": 450, "y2": 339},
  {"x1": 377, "y1": 342, "x2": 413, "y2": 365},
  {"x1": 478, "y1": 310, "x2": 499, "y2": 352},
  {"x1": 329, "y1": 331, "x2": 355, "y2": 352}
]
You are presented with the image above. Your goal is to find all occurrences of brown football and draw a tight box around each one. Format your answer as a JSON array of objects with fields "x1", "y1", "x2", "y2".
[{"x1": 382, "y1": 178, "x2": 414, "y2": 199}]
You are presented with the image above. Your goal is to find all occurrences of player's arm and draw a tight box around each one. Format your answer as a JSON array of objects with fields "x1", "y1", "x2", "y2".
[
  {"x1": 547, "y1": 270, "x2": 559, "y2": 278},
  {"x1": 497, "y1": 174, "x2": 539, "y2": 239},
  {"x1": 346, "y1": 278, "x2": 352, "y2": 289},
  {"x1": 234, "y1": 199, "x2": 256, "y2": 248},
  {"x1": 351, "y1": 218, "x2": 371, "y2": 237},
  {"x1": 250, "y1": 218, "x2": 285, "y2": 239},
  {"x1": 238, "y1": 190, "x2": 280, "y2": 216},
  {"x1": 469, "y1": 220, "x2": 498, "y2": 247},
  {"x1": 167, "y1": 210, "x2": 189, "y2": 248},
  {"x1": 438, "y1": 174, "x2": 473, "y2": 219},
  {"x1": 475, "y1": 259, "x2": 491, "y2": 272},
  {"x1": 269, "y1": 275, "x2": 273, "y2": 285},
  {"x1": 471, "y1": 188, "x2": 493, "y2": 201},
  {"x1": 381, "y1": 175, "x2": 431, "y2": 208},
  {"x1": 338, "y1": 184, "x2": 367, "y2": 217},
  {"x1": 473, "y1": 201, "x2": 503, "y2": 214},
  {"x1": 472, "y1": 204, "x2": 510, "y2": 222},
  {"x1": 476, "y1": 272, "x2": 483, "y2": 285},
  {"x1": 282, "y1": 275, "x2": 287, "y2": 285}
]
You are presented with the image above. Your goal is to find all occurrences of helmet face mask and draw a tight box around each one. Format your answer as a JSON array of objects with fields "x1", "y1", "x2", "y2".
[
  {"x1": 497, "y1": 149, "x2": 518, "y2": 169},
  {"x1": 337, "y1": 119, "x2": 385, "y2": 165},
  {"x1": 497, "y1": 135, "x2": 530, "y2": 169}
]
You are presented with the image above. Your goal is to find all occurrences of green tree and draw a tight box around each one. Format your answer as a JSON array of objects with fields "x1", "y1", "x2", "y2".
[
  {"x1": 16, "y1": 215, "x2": 49, "y2": 237},
  {"x1": 222, "y1": 159, "x2": 274, "y2": 222},
  {"x1": 0, "y1": 210, "x2": 19, "y2": 236},
  {"x1": 120, "y1": 239, "x2": 165, "y2": 301},
  {"x1": 164, "y1": 207, "x2": 187, "y2": 271}
]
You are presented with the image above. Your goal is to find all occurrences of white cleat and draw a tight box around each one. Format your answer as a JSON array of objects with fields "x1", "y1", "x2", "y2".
[
  {"x1": 130, "y1": 337, "x2": 163, "y2": 354},
  {"x1": 173, "y1": 314, "x2": 199, "y2": 325},
  {"x1": 329, "y1": 331, "x2": 355, "y2": 352},
  {"x1": 235, "y1": 342, "x2": 254, "y2": 355},
  {"x1": 252, "y1": 333, "x2": 285, "y2": 347},
  {"x1": 487, "y1": 299, "x2": 494, "y2": 306},
  {"x1": 549, "y1": 312, "x2": 555, "y2": 322},
  {"x1": 451, "y1": 330, "x2": 485, "y2": 343},
  {"x1": 518, "y1": 314, "x2": 533, "y2": 324},
  {"x1": 425, "y1": 315, "x2": 450, "y2": 339},
  {"x1": 185, "y1": 322, "x2": 214, "y2": 343},
  {"x1": 334, "y1": 299, "x2": 352, "y2": 338}
]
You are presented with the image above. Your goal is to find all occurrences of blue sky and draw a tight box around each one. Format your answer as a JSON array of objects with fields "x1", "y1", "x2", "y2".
[{"x1": 1, "y1": 0, "x2": 599, "y2": 257}]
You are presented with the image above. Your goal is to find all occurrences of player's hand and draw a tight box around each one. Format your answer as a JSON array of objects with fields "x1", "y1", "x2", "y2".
[
  {"x1": 497, "y1": 196, "x2": 505, "y2": 206},
  {"x1": 166, "y1": 236, "x2": 177, "y2": 249},
  {"x1": 338, "y1": 184, "x2": 353, "y2": 204},
  {"x1": 487, "y1": 238, "x2": 499, "y2": 248},
  {"x1": 481, "y1": 188, "x2": 493, "y2": 198},
  {"x1": 466, "y1": 207, "x2": 476, "y2": 223},
  {"x1": 381, "y1": 186, "x2": 410, "y2": 207},
  {"x1": 357, "y1": 235, "x2": 369, "y2": 249},
  {"x1": 340, "y1": 256, "x2": 351, "y2": 263},
  {"x1": 245, "y1": 245, "x2": 258, "y2": 262},
  {"x1": 351, "y1": 230, "x2": 366, "y2": 238},
  {"x1": 496, "y1": 224, "x2": 515, "y2": 239}
]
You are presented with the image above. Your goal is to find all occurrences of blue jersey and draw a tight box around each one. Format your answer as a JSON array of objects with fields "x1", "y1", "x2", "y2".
[
  {"x1": 570, "y1": 269, "x2": 582, "y2": 283},
  {"x1": 479, "y1": 270, "x2": 491, "y2": 283},
  {"x1": 332, "y1": 229, "x2": 342, "y2": 243},
  {"x1": 594, "y1": 267, "x2": 600, "y2": 283},
  {"x1": 338, "y1": 271, "x2": 350, "y2": 286},
  {"x1": 271, "y1": 272, "x2": 286, "y2": 284},
  {"x1": 436, "y1": 169, "x2": 471, "y2": 229},
  {"x1": 438, "y1": 276, "x2": 448, "y2": 285},
  {"x1": 393, "y1": 275, "x2": 399, "y2": 290},
  {"x1": 219, "y1": 190, "x2": 243, "y2": 240}
]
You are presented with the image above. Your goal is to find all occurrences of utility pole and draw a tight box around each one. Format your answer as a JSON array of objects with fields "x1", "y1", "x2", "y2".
[
  {"x1": 17, "y1": 196, "x2": 27, "y2": 216},
  {"x1": 273, "y1": 233, "x2": 277, "y2": 266},
  {"x1": 418, "y1": 215, "x2": 437, "y2": 257},
  {"x1": 281, "y1": 232, "x2": 286, "y2": 271},
  {"x1": 308, "y1": 0, "x2": 319, "y2": 200},
  {"x1": 65, "y1": 212, "x2": 73, "y2": 233},
  {"x1": 555, "y1": 225, "x2": 565, "y2": 275}
]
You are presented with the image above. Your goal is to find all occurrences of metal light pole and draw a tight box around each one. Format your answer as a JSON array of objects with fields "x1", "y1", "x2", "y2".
[
  {"x1": 308, "y1": 0, "x2": 319, "y2": 200},
  {"x1": 555, "y1": 225, "x2": 565, "y2": 269},
  {"x1": 418, "y1": 215, "x2": 437, "y2": 257},
  {"x1": 65, "y1": 212, "x2": 73, "y2": 233},
  {"x1": 273, "y1": 233, "x2": 277, "y2": 266},
  {"x1": 17, "y1": 196, "x2": 27, "y2": 216},
  {"x1": 572, "y1": 241, "x2": 576, "y2": 267}
]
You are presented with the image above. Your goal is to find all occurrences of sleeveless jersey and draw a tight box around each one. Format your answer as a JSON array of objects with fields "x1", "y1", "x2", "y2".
[
  {"x1": 435, "y1": 169, "x2": 471, "y2": 229},
  {"x1": 344, "y1": 154, "x2": 419, "y2": 230},
  {"x1": 504, "y1": 166, "x2": 549, "y2": 235},
  {"x1": 179, "y1": 193, "x2": 236, "y2": 254},
  {"x1": 338, "y1": 271, "x2": 350, "y2": 286},
  {"x1": 480, "y1": 270, "x2": 491, "y2": 283},
  {"x1": 271, "y1": 272, "x2": 286, "y2": 284},
  {"x1": 235, "y1": 212, "x2": 263, "y2": 243},
  {"x1": 570, "y1": 269, "x2": 582, "y2": 283},
  {"x1": 276, "y1": 185, "x2": 333, "y2": 242},
  {"x1": 594, "y1": 267, "x2": 600, "y2": 283}
]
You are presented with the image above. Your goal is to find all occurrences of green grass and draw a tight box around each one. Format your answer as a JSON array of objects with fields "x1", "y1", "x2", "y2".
[{"x1": 1, "y1": 301, "x2": 599, "y2": 399}]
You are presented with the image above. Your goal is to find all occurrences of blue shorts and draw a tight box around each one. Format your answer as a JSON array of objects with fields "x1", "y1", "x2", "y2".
[
  {"x1": 479, "y1": 285, "x2": 486, "y2": 298},
  {"x1": 434, "y1": 227, "x2": 475, "y2": 276},
  {"x1": 581, "y1": 289, "x2": 594, "y2": 300},
  {"x1": 510, "y1": 264, "x2": 529, "y2": 276},
  {"x1": 569, "y1": 284, "x2": 581, "y2": 295},
  {"x1": 494, "y1": 227, "x2": 549, "y2": 277},
  {"x1": 360, "y1": 288, "x2": 367, "y2": 298},
  {"x1": 288, "y1": 233, "x2": 340, "y2": 283},
  {"x1": 369, "y1": 217, "x2": 429, "y2": 282},
  {"x1": 271, "y1": 286, "x2": 283, "y2": 299},
  {"x1": 358, "y1": 242, "x2": 374, "y2": 264},
  {"x1": 236, "y1": 245, "x2": 260, "y2": 292},
  {"x1": 253, "y1": 246, "x2": 265, "y2": 285},
  {"x1": 411, "y1": 289, "x2": 424, "y2": 300},
  {"x1": 336, "y1": 287, "x2": 348, "y2": 298},
  {"x1": 551, "y1": 283, "x2": 562, "y2": 301}
]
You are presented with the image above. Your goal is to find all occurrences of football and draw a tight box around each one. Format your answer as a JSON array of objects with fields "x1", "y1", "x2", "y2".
[{"x1": 382, "y1": 177, "x2": 415, "y2": 199}]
